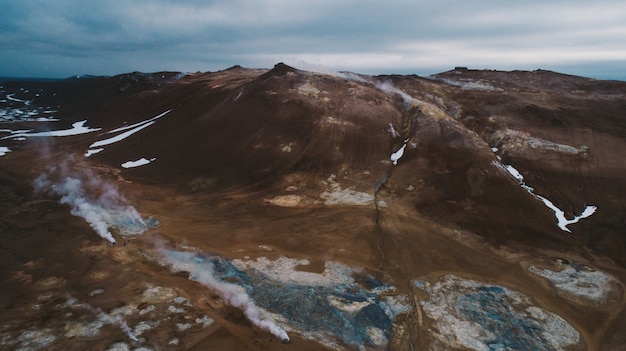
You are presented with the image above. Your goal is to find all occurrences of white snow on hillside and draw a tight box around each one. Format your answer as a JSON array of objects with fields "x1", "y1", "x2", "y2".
[
  {"x1": 87, "y1": 110, "x2": 171, "y2": 154},
  {"x1": 6, "y1": 93, "x2": 27, "y2": 103},
  {"x1": 90, "y1": 121, "x2": 155, "y2": 148},
  {"x1": 121, "y1": 158, "x2": 156, "y2": 168},
  {"x1": 84, "y1": 148, "x2": 104, "y2": 157},
  {"x1": 390, "y1": 144, "x2": 407, "y2": 165},
  {"x1": 0, "y1": 146, "x2": 10, "y2": 157},
  {"x1": 2, "y1": 121, "x2": 100, "y2": 139},
  {"x1": 85, "y1": 110, "x2": 171, "y2": 162},
  {"x1": 494, "y1": 159, "x2": 597, "y2": 233},
  {"x1": 535, "y1": 195, "x2": 597, "y2": 233},
  {"x1": 1, "y1": 88, "x2": 60, "y2": 123},
  {"x1": 107, "y1": 110, "x2": 171, "y2": 134}
]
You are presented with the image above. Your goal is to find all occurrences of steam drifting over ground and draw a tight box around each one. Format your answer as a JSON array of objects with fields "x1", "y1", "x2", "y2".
[
  {"x1": 33, "y1": 155, "x2": 147, "y2": 244},
  {"x1": 153, "y1": 243, "x2": 409, "y2": 348},
  {"x1": 157, "y1": 249, "x2": 290, "y2": 342}
]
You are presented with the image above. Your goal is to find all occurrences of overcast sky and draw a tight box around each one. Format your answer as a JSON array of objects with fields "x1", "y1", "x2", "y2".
[{"x1": 1, "y1": 0, "x2": 625, "y2": 79}]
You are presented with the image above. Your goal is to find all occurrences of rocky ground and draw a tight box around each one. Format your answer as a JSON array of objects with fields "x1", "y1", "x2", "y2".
[{"x1": 0, "y1": 65, "x2": 624, "y2": 350}]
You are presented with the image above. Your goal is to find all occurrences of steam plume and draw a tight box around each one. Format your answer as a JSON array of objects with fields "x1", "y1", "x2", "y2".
[
  {"x1": 34, "y1": 155, "x2": 146, "y2": 244},
  {"x1": 66, "y1": 296, "x2": 138, "y2": 342},
  {"x1": 376, "y1": 80, "x2": 414, "y2": 105},
  {"x1": 159, "y1": 249, "x2": 290, "y2": 342}
]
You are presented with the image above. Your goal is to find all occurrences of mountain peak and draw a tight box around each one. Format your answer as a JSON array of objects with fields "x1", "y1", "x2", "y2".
[{"x1": 272, "y1": 62, "x2": 298, "y2": 74}]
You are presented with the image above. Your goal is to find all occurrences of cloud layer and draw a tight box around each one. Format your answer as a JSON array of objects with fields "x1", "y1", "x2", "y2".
[{"x1": 1, "y1": 0, "x2": 625, "y2": 79}]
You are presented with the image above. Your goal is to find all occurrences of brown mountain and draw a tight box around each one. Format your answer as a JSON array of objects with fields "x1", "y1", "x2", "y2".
[{"x1": 0, "y1": 64, "x2": 624, "y2": 350}]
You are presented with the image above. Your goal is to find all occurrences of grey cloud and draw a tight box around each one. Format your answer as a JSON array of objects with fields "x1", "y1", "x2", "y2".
[{"x1": 1, "y1": 0, "x2": 625, "y2": 79}]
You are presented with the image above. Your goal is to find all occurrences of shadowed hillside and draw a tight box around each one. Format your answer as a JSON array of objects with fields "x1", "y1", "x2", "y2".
[{"x1": 0, "y1": 64, "x2": 624, "y2": 350}]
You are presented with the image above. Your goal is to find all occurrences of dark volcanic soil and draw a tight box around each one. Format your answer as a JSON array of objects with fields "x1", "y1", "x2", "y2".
[{"x1": 0, "y1": 65, "x2": 625, "y2": 351}]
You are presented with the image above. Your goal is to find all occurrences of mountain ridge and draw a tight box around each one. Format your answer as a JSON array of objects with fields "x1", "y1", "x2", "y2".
[{"x1": 0, "y1": 63, "x2": 625, "y2": 350}]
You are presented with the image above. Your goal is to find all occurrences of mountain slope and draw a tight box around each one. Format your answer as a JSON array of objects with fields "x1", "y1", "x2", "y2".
[{"x1": 0, "y1": 64, "x2": 625, "y2": 350}]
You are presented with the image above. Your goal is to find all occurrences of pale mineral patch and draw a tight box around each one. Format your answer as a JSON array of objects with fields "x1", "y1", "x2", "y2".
[
  {"x1": 141, "y1": 286, "x2": 177, "y2": 303},
  {"x1": 320, "y1": 174, "x2": 374, "y2": 206},
  {"x1": 265, "y1": 194, "x2": 307, "y2": 207},
  {"x1": 414, "y1": 275, "x2": 581, "y2": 351},
  {"x1": 106, "y1": 342, "x2": 129, "y2": 351},
  {"x1": 168, "y1": 305, "x2": 185, "y2": 314},
  {"x1": 133, "y1": 321, "x2": 159, "y2": 336},
  {"x1": 298, "y1": 82, "x2": 321, "y2": 97},
  {"x1": 139, "y1": 305, "x2": 156, "y2": 316},
  {"x1": 36, "y1": 276, "x2": 66, "y2": 289},
  {"x1": 64, "y1": 320, "x2": 104, "y2": 338},
  {"x1": 439, "y1": 77, "x2": 504, "y2": 91},
  {"x1": 327, "y1": 295, "x2": 373, "y2": 313},
  {"x1": 88, "y1": 288, "x2": 105, "y2": 297},
  {"x1": 110, "y1": 305, "x2": 136, "y2": 317},
  {"x1": 176, "y1": 322, "x2": 193, "y2": 331},
  {"x1": 14, "y1": 329, "x2": 57, "y2": 351},
  {"x1": 320, "y1": 116, "x2": 355, "y2": 127},
  {"x1": 232, "y1": 256, "x2": 355, "y2": 286},
  {"x1": 88, "y1": 271, "x2": 110, "y2": 281},
  {"x1": 366, "y1": 327, "x2": 387, "y2": 346},
  {"x1": 528, "y1": 260, "x2": 622, "y2": 305},
  {"x1": 492, "y1": 128, "x2": 588, "y2": 155},
  {"x1": 173, "y1": 296, "x2": 188, "y2": 305},
  {"x1": 195, "y1": 315, "x2": 214, "y2": 328}
]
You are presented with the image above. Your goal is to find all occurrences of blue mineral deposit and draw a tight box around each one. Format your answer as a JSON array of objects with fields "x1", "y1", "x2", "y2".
[{"x1": 182, "y1": 252, "x2": 401, "y2": 346}]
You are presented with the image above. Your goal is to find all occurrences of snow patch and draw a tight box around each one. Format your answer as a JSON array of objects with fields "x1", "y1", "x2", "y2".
[
  {"x1": 6, "y1": 93, "x2": 27, "y2": 103},
  {"x1": 84, "y1": 148, "x2": 104, "y2": 157},
  {"x1": 535, "y1": 195, "x2": 597, "y2": 233},
  {"x1": 90, "y1": 122, "x2": 155, "y2": 148},
  {"x1": 121, "y1": 157, "x2": 156, "y2": 168},
  {"x1": 89, "y1": 110, "x2": 171, "y2": 149},
  {"x1": 106, "y1": 110, "x2": 171, "y2": 134},
  {"x1": 390, "y1": 143, "x2": 407, "y2": 165},
  {"x1": 3, "y1": 120, "x2": 100, "y2": 139},
  {"x1": 494, "y1": 160, "x2": 596, "y2": 233},
  {"x1": 0, "y1": 146, "x2": 10, "y2": 156},
  {"x1": 504, "y1": 164, "x2": 524, "y2": 183}
]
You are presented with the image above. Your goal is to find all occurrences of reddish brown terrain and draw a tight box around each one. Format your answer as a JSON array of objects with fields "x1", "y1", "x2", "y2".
[{"x1": 0, "y1": 64, "x2": 625, "y2": 350}]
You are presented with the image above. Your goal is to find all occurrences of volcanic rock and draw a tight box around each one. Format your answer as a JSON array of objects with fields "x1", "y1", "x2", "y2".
[{"x1": 0, "y1": 64, "x2": 625, "y2": 350}]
